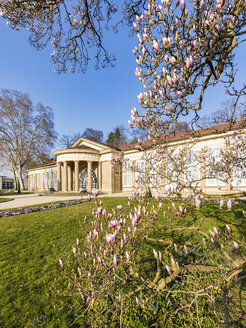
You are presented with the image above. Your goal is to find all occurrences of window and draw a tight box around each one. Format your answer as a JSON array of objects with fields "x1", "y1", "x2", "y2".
[
  {"x1": 53, "y1": 171, "x2": 57, "y2": 189},
  {"x1": 184, "y1": 152, "x2": 200, "y2": 187},
  {"x1": 135, "y1": 160, "x2": 146, "y2": 186},
  {"x1": 48, "y1": 171, "x2": 52, "y2": 188},
  {"x1": 206, "y1": 149, "x2": 226, "y2": 187},
  {"x1": 33, "y1": 175, "x2": 36, "y2": 190},
  {"x1": 165, "y1": 157, "x2": 179, "y2": 191},
  {"x1": 44, "y1": 173, "x2": 48, "y2": 189},
  {"x1": 123, "y1": 161, "x2": 132, "y2": 187},
  {"x1": 149, "y1": 160, "x2": 161, "y2": 186},
  {"x1": 40, "y1": 173, "x2": 43, "y2": 189}
]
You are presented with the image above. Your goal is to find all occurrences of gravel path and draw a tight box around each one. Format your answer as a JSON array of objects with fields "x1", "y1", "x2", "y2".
[{"x1": 0, "y1": 192, "x2": 131, "y2": 210}]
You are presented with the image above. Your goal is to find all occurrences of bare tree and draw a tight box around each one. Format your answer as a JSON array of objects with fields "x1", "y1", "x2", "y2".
[
  {"x1": 59, "y1": 133, "x2": 81, "y2": 149},
  {"x1": 0, "y1": 89, "x2": 57, "y2": 190},
  {"x1": 82, "y1": 128, "x2": 104, "y2": 143},
  {"x1": 198, "y1": 98, "x2": 246, "y2": 128}
]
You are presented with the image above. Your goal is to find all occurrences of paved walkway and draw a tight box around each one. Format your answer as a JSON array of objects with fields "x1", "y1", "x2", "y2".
[{"x1": 0, "y1": 192, "x2": 131, "y2": 210}]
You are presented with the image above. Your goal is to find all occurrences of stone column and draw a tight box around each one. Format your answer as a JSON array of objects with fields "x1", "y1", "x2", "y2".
[
  {"x1": 87, "y1": 161, "x2": 92, "y2": 193},
  {"x1": 200, "y1": 151, "x2": 206, "y2": 191},
  {"x1": 98, "y1": 162, "x2": 102, "y2": 190},
  {"x1": 74, "y1": 161, "x2": 79, "y2": 192},
  {"x1": 63, "y1": 161, "x2": 68, "y2": 191},
  {"x1": 57, "y1": 162, "x2": 61, "y2": 191},
  {"x1": 46, "y1": 172, "x2": 49, "y2": 190},
  {"x1": 68, "y1": 164, "x2": 72, "y2": 191}
]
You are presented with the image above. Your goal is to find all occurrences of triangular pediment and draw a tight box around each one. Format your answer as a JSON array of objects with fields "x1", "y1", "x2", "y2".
[{"x1": 71, "y1": 138, "x2": 112, "y2": 152}]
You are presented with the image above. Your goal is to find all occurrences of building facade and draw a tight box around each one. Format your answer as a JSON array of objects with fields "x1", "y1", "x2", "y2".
[
  {"x1": 0, "y1": 176, "x2": 14, "y2": 190},
  {"x1": 27, "y1": 122, "x2": 246, "y2": 194}
]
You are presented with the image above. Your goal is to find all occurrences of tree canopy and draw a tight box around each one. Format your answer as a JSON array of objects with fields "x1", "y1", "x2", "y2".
[{"x1": 0, "y1": 89, "x2": 57, "y2": 190}]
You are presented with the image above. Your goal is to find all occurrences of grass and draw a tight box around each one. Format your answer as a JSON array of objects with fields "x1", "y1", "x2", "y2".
[
  {"x1": 0, "y1": 198, "x2": 11, "y2": 203},
  {"x1": 0, "y1": 197, "x2": 245, "y2": 327}
]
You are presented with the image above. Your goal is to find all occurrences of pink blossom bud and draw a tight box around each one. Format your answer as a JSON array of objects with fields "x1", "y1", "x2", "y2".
[
  {"x1": 117, "y1": 205, "x2": 122, "y2": 211},
  {"x1": 184, "y1": 245, "x2": 188, "y2": 254},
  {"x1": 128, "y1": 227, "x2": 131, "y2": 235},
  {"x1": 202, "y1": 237, "x2": 206, "y2": 245},
  {"x1": 211, "y1": 237, "x2": 215, "y2": 244},
  {"x1": 98, "y1": 256, "x2": 102, "y2": 265},
  {"x1": 136, "y1": 297, "x2": 139, "y2": 304},
  {"x1": 233, "y1": 241, "x2": 239, "y2": 250},
  {"x1": 227, "y1": 199, "x2": 232, "y2": 211},
  {"x1": 73, "y1": 247, "x2": 77, "y2": 254},
  {"x1": 216, "y1": 25, "x2": 223, "y2": 33},
  {"x1": 166, "y1": 264, "x2": 171, "y2": 275},
  {"x1": 153, "y1": 40, "x2": 159, "y2": 51},
  {"x1": 59, "y1": 259, "x2": 63, "y2": 268},
  {"x1": 158, "y1": 251, "x2": 162, "y2": 261},
  {"x1": 126, "y1": 251, "x2": 130, "y2": 262},
  {"x1": 226, "y1": 224, "x2": 231, "y2": 233},
  {"x1": 195, "y1": 199, "x2": 201, "y2": 210},
  {"x1": 76, "y1": 238, "x2": 79, "y2": 247},
  {"x1": 113, "y1": 255, "x2": 118, "y2": 267},
  {"x1": 153, "y1": 249, "x2": 158, "y2": 259},
  {"x1": 179, "y1": 205, "x2": 184, "y2": 215},
  {"x1": 128, "y1": 120, "x2": 133, "y2": 128},
  {"x1": 209, "y1": 40, "x2": 214, "y2": 49},
  {"x1": 213, "y1": 226, "x2": 219, "y2": 235},
  {"x1": 200, "y1": 0, "x2": 205, "y2": 8},
  {"x1": 174, "y1": 243, "x2": 178, "y2": 251},
  {"x1": 219, "y1": 199, "x2": 224, "y2": 209},
  {"x1": 180, "y1": 0, "x2": 186, "y2": 11},
  {"x1": 78, "y1": 267, "x2": 82, "y2": 277},
  {"x1": 209, "y1": 229, "x2": 215, "y2": 238}
]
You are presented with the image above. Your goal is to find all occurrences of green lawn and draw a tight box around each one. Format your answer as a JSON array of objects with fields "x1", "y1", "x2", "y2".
[
  {"x1": 0, "y1": 198, "x2": 11, "y2": 203},
  {"x1": 0, "y1": 198, "x2": 245, "y2": 327}
]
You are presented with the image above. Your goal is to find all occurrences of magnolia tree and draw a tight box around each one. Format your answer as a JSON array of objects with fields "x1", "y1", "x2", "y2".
[
  {"x1": 128, "y1": 0, "x2": 246, "y2": 137},
  {"x1": 58, "y1": 191, "x2": 246, "y2": 327}
]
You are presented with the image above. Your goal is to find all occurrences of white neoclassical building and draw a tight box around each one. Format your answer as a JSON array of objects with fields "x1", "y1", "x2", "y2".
[{"x1": 27, "y1": 121, "x2": 246, "y2": 194}]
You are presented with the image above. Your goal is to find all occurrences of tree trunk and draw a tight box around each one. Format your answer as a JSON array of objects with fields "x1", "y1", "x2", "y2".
[
  {"x1": 12, "y1": 169, "x2": 17, "y2": 191},
  {"x1": 17, "y1": 168, "x2": 25, "y2": 191}
]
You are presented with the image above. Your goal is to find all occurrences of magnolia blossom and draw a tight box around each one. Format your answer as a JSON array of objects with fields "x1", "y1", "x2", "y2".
[
  {"x1": 233, "y1": 241, "x2": 239, "y2": 250},
  {"x1": 209, "y1": 229, "x2": 215, "y2": 238},
  {"x1": 219, "y1": 199, "x2": 224, "y2": 209},
  {"x1": 110, "y1": 219, "x2": 118, "y2": 229},
  {"x1": 126, "y1": 251, "x2": 130, "y2": 262},
  {"x1": 59, "y1": 259, "x2": 63, "y2": 268},
  {"x1": 76, "y1": 238, "x2": 79, "y2": 247},
  {"x1": 153, "y1": 249, "x2": 158, "y2": 259},
  {"x1": 213, "y1": 226, "x2": 219, "y2": 236},
  {"x1": 166, "y1": 264, "x2": 171, "y2": 275},
  {"x1": 180, "y1": 0, "x2": 186, "y2": 11},
  {"x1": 98, "y1": 256, "x2": 102, "y2": 265},
  {"x1": 195, "y1": 199, "x2": 201, "y2": 210},
  {"x1": 227, "y1": 199, "x2": 232, "y2": 211},
  {"x1": 73, "y1": 247, "x2": 77, "y2": 254},
  {"x1": 117, "y1": 205, "x2": 122, "y2": 211},
  {"x1": 153, "y1": 40, "x2": 159, "y2": 51},
  {"x1": 92, "y1": 189, "x2": 99, "y2": 197},
  {"x1": 226, "y1": 224, "x2": 231, "y2": 233},
  {"x1": 113, "y1": 255, "x2": 118, "y2": 267},
  {"x1": 106, "y1": 233, "x2": 116, "y2": 245}
]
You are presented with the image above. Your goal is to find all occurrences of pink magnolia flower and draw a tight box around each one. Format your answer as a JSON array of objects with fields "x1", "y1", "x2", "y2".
[
  {"x1": 214, "y1": 226, "x2": 219, "y2": 235},
  {"x1": 166, "y1": 264, "x2": 171, "y2": 275},
  {"x1": 106, "y1": 233, "x2": 116, "y2": 245},
  {"x1": 117, "y1": 205, "x2": 122, "y2": 211},
  {"x1": 211, "y1": 237, "x2": 215, "y2": 244},
  {"x1": 59, "y1": 259, "x2": 63, "y2": 268},
  {"x1": 226, "y1": 224, "x2": 231, "y2": 233},
  {"x1": 202, "y1": 237, "x2": 206, "y2": 245},
  {"x1": 233, "y1": 241, "x2": 239, "y2": 250},
  {"x1": 209, "y1": 229, "x2": 215, "y2": 238},
  {"x1": 243, "y1": 210, "x2": 246, "y2": 217},
  {"x1": 158, "y1": 251, "x2": 162, "y2": 261},
  {"x1": 73, "y1": 247, "x2": 77, "y2": 255},
  {"x1": 126, "y1": 251, "x2": 130, "y2": 262},
  {"x1": 76, "y1": 238, "x2": 79, "y2": 247},
  {"x1": 179, "y1": 205, "x2": 184, "y2": 215},
  {"x1": 219, "y1": 199, "x2": 224, "y2": 209},
  {"x1": 195, "y1": 199, "x2": 201, "y2": 210},
  {"x1": 92, "y1": 189, "x2": 99, "y2": 197},
  {"x1": 93, "y1": 229, "x2": 99, "y2": 238},
  {"x1": 110, "y1": 219, "x2": 118, "y2": 229},
  {"x1": 153, "y1": 40, "x2": 159, "y2": 51},
  {"x1": 227, "y1": 199, "x2": 232, "y2": 211},
  {"x1": 153, "y1": 249, "x2": 158, "y2": 259},
  {"x1": 128, "y1": 227, "x2": 131, "y2": 235},
  {"x1": 113, "y1": 255, "x2": 118, "y2": 267},
  {"x1": 128, "y1": 120, "x2": 133, "y2": 128},
  {"x1": 98, "y1": 256, "x2": 102, "y2": 265},
  {"x1": 184, "y1": 245, "x2": 188, "y2": 254},
  {"x1": 180, "y1": 0, "x2": 185, "y2": 11}
]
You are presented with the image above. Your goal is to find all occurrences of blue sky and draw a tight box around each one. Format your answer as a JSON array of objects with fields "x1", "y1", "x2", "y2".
[{"x1": 0, "y1": 14, "x2": 245, "y2": 151}]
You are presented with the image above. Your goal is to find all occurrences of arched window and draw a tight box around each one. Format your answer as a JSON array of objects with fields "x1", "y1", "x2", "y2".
[{"x1": 79, "y1": 168, "x2": 97, "y2": 191}]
